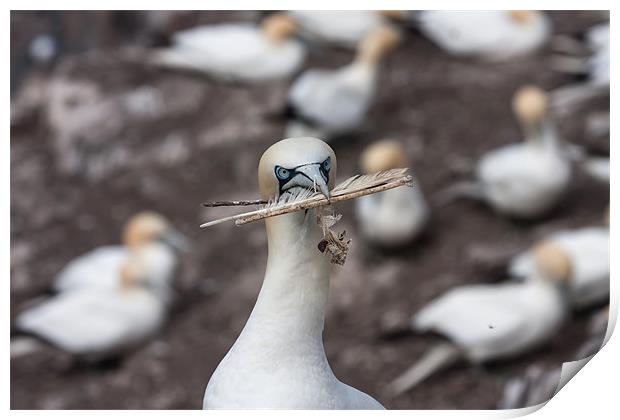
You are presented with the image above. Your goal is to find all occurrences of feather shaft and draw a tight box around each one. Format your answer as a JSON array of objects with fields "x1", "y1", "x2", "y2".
[{"x1": 200, "y1": 170, "x2": 413, "y2": 228}]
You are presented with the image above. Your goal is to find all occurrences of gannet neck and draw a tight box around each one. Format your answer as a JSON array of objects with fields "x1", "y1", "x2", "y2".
[
  {"x1": 354, "y1": 48, "x2": 384, "y2": 68},
  {"x1": 523, "y1": 120, "x2": 558, "y2": 150},
  {"x1": 121, "y1": 243, "x2": 176, "y2": 303},
  {"x1": 529, "y1": 274, "x2": 571, "y2": 312},
  {"x1": 342, "y1": 61, "x2": 378, "y2": 87},
  {"x1": 248, "y1": 210, "x2": 331, "y2": 344}
]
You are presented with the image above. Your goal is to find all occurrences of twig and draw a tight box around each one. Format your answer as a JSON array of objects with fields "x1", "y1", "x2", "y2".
[
  {"x1": 236, "y1": 175, "x2": 413, "y2": 225},
  {"x1": 202, "y1": 199, "x2": 268, "y2": 207},
  {"x1": 200, "y1": 174, "x2": 413, "y2": 228}
]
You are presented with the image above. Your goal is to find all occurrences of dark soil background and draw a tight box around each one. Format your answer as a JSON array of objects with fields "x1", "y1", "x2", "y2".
[{"x1": 10, "y1": 10, "x2": 609, "y2": 409}]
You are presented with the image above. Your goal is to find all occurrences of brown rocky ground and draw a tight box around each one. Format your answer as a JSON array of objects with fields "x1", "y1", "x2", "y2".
[{"x1": 10, "y1": 10, "x2": 609, "y2": 409}]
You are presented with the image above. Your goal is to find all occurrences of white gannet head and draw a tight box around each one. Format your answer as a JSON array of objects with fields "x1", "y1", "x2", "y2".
[
  {"x1": 512, "y1": 85, "x2": 548, "y2": 126},
  {"x1": 508, "y1": 10, "x2": 540, "y2": 24},
  {"x1": 258, "y1": 137, "x2": 336, "y2": 201},
  {"x1": 360, "y1": 139, "x2": 408, "y2": 174},
  {"x1": 532, "y1": 241, "x2": 572, "y2": 285},
  {"x1": 261, "y1": 13, "x2": 299, "y2": 44},
  {"x1": 512, "y1": 85, "x2": 550, "y2": 143},
  {"x1": 122, "y1": 211, "x2": 189, "y2": 252},
  {"x1": 356, "y1": 25, "x2": 401, "y2": 65}
]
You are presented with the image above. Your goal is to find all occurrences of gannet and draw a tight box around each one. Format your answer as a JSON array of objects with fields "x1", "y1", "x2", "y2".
[
  {"x1": 413, "y1": 11, "x2": 551, "y2": 61},
  {"x1": 285, "y1": 26, "x2": 400, "y2": 139},
  {"x1": 389, "y1": 241, "x2": 570, "y2": 395},
  {"x1": 501, "y1": 303, "x2": 609, "y2": 408},
  {"x1": 585, "y1": 23, "x2": 610, "y2": 86},
  {"x1": 509, "y1": 212, "x2": 609, "y2": 309},
  {"x1": 287, "y1": 10, "x2": 395, "y2": 49},
  {"x1": 581, "y1": 156, "x2": 610, "y2": 183},
  {"x1": 355, "y1": 140, "x2": 429, "y2": 247},
  {"x1": 203, "y1": 137, "x2": 384, "y2": 409},
  {"x1": 551, "y1": 22, "x2": 609, "y2": 112},
  {"x1": 150, "y1": 13, "x2": 305, "y2": 82},
  {"x1": 14, "y1": 212, "x2": 187, "y2": 359},
  {"x1": 442, "y1": 86, "x2": 572, "y2": 219},
  {"x1": 54, "y1": 212, "x2": 188, "y2": 298}
]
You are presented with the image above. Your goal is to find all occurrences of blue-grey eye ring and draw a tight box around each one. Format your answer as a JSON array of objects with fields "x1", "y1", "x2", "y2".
[
  {"x1": 275, "y1": 166, "x2": 290, "y2": 180},
  {"x1": 322, "y1": 157, "x2": 331, "y2": 172}
]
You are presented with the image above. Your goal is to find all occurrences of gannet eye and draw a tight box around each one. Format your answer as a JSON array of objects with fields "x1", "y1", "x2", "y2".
[
  {"x1": 275, "y1": 166, "x2": 291, "y2": 180},
  {"x1": 322, "y1": 157, "x2": 331, "y2": 172},
  {"x1": 319, "y1": 157, "x2": 331, "y2": 181}
]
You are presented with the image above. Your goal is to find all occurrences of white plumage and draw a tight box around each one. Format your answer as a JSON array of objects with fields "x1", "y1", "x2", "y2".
[
  {"x1": 286, "y1": 26, "x2": 400, "y2": 139},
  {"x1": 151, "y1": 14, "x2": 305, "y2": 83},
  {"x1": 14, "y1": 212, "x2": 186, "y2": 359},
  {"x1": 551, "y1": 22, "x2": 609, "y2": 112},
  {"x1": 389, "y1": 242, "x2": 570, "y2": 395},
  {"x1": 355, "y1": 140, "x2": 428, "y2": 247},
  {"x1": 54, "y1": 243, "x2": 177, "y2": 301},
  {"x1": 585, "y1": 23, "x2": 610, "y2": 86},
  {"x1": 476, "y1": 132, "x2": 571, "y2": 218},
  {"x1": 415, "y1": 11, "x2": 551, "y2": 61},
  {"x1": 203, "y1": 137, "x2": 384, "y2": 409},
  {"x1": 357, "y1": 187, "x2": 428, "y2": 247},
  {"x1": 53, "y1": 245, "x2": 126, "y2": 292},
  {"x1": 288, "y1": 10, "x2": 388, "y2": 48},
  {"x1": 287, "y1": 64, "x2": 377, "y2": 137},
  {"x1": 16, "y1": 287, "x2": 166, "y2": 358},
  {"x1": 509, "y1": 227, "x2": 609, "y2": 309},
  {"x1": 446, "y1": 86, "x2": 572, "y2": 218},
  {"x1": 413, "y1": 280, "x2": 566, "y2": 362},
  {"x1": 582, "y1": 156, "x2": 610, "y2": 183}
]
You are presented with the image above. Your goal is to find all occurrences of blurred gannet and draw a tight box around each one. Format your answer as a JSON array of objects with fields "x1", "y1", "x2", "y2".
[
  {"x1": 413, "y1": 11, "x2": 551, "y2": 61},
  {"x1": 285, "y1": 26, "x2": 400, "y2": 139},
  {"x1": 509, "y1": 211, "x2": 609, "y2": 309},
  {"x1": 584, "y1": 23, "x2": 610, "y2": 86},
  {"x1": 355, "y1": 140, "x2": 429, "y2": 247},
  {"x1": 389, "y1": 242, "x2": 570, "y2": 395},
  {"x1": 581, "y1": 156, "x2": 610, "y2": 183},
  {"x1": 288, "y1": 10, "x2": 395, "y2": 49},
  {"x1": 54, "y1": 212, "x2": 187, "y2": 298},
  {"x1": 13, "y1": 212, "x2": 187, "y2": 359},
  {"x1": 442, "y1": 86, "x2": 572, "y2": 219},
  {"x1": 150, "y1": 13, "x2": 305, "y2": 82},
  {"x1": 551, "y1": 22, "x2": 609, "y2": 112},
  {"x1": 203, "y1": 137, "x2": 384, "y2": 409}
]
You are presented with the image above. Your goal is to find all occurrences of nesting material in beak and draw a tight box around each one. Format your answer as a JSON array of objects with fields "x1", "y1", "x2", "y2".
[
  {"x1": 200, "y1": 168, "x2": 413, "y2": 265},
  {"x1": 200, "y1": 168, "x2": 412, "y2": 228},
  {"x1": 316, "y1": 207, "x2": 350, "y2": 265}
]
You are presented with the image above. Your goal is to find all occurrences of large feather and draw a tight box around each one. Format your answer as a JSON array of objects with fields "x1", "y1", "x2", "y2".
[{"x1": 200, "y1": 168, "x2": 412, "y2": 228}]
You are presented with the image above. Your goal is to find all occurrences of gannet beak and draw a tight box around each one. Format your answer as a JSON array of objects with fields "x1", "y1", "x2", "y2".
[
  {"x1": 317, "y1": 180, "x2": 331, "y2": 199},
  {"x1": 296, "y1": 164, "x2": 331, "y2": 199},
  {"x1": 161, "y1": 229, "x2": 191, "y2": 252}
]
